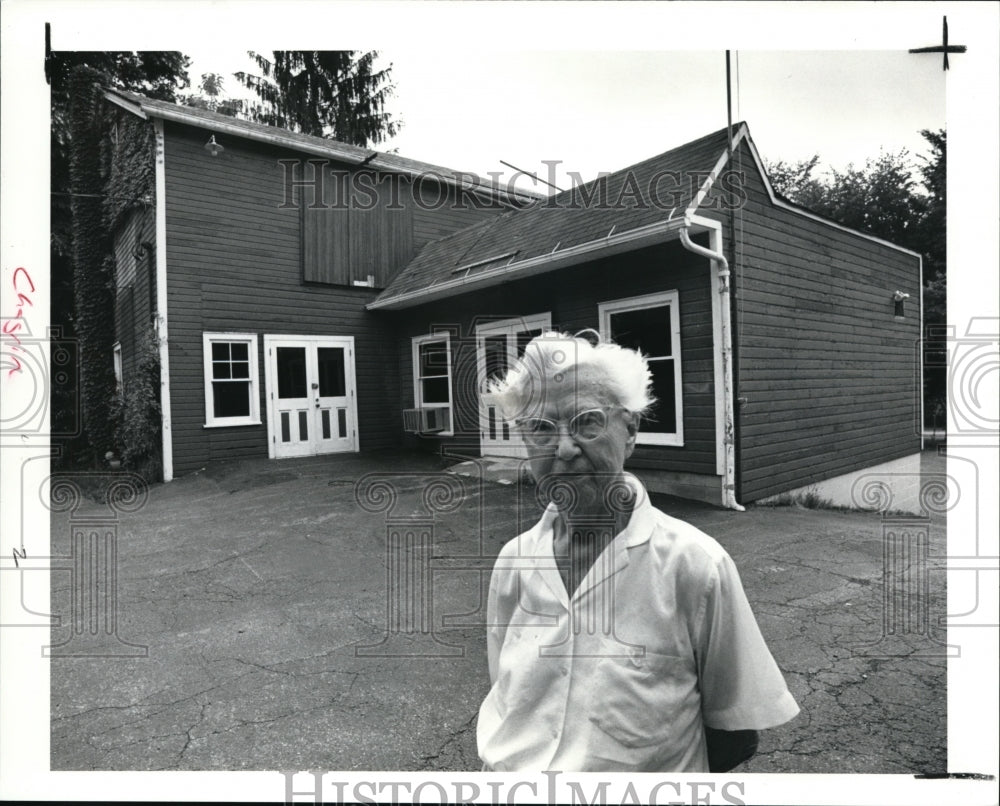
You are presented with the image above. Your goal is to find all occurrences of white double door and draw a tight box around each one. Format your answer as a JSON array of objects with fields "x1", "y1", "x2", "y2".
[
  {"x1": 475, "y1": 314, "x2": 550, "y2": 458},
  {"x1": 265, "y1": 336, "x2": 358, "y2": 458}
]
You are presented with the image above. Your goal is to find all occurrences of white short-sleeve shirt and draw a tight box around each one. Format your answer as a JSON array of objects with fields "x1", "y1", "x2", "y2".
[{"x1": 477, "y1": 474, "x2": 799, "y2": 772}]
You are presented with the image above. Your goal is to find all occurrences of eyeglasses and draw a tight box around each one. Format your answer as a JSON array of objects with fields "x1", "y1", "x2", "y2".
[{"x1": 517, "y1": 407, "x2": 616, "y2": 447}]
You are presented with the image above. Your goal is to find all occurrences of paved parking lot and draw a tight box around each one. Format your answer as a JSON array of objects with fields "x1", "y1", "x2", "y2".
[{"x1": 50, "y1": 449, "x2": 947, "y2": 773}]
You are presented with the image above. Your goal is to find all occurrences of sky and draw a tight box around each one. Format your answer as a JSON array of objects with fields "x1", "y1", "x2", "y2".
[{"x1": 186, "y1": 48, "x2": 946, "y2": 190}]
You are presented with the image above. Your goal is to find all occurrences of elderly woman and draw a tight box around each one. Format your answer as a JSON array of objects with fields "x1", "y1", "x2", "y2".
[{"x1": 477, "y1": 330, "x2": 798, "y2": 773}]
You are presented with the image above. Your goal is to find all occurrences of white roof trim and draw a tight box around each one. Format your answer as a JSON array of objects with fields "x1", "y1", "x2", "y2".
[
  {"x1": 104, "y1": 91, "x2": 147, "y2": 119},
  {"x1": 688, "y1": 124, "x2": 922, "y2": 260},
  {"x1": 104, "y1": 90, "x2": 539, "y2": 207}
]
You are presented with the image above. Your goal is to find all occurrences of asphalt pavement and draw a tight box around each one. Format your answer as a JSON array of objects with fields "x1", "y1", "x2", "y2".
[{"x1": 49, "y1": 449, "x2": 948, "y2": 773}]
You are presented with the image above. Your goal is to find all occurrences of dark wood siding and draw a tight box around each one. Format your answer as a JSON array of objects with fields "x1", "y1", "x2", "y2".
[
  {"x1": 410, "y1": 182, "x2": 509, "y2": 246},
  {"x1": 302, "y1": 171, "x2": 413, "y2": 288},
  {"x1": 162, "y1": 123, "x2": 400, "y2": 474},
  {"x1": 391, "y1": 239, "x2": 718, "y2": 477},
  {"x1": 703, "y1": 141, "x2": 923, "y2": 501},
  {"x1": 301, "y1": 170, "x2": 507, "y2": 289}
]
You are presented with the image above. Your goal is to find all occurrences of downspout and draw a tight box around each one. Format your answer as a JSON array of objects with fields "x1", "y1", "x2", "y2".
[
  {"x1": 153, "y1": 119, "x2": 174, "y2": 482},
  {"x1": 679, "y1": 217, "x2": 743, "y2": 511}
]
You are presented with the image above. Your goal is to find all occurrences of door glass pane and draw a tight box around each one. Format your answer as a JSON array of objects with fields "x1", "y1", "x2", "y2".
[
  {"x1": 213, "y1": 381, "x2": 250, "y2": 418},
  {"x1": 609, "y1": 305, "x2": 672, "y2": 357},
  {"x1": 318, "y1": 347, "x2": 346, "y2": 397},
  {"x1": 322, "y1": 409, "x2": 331, "y2": 439},
  {"x1": 516, "y1": 328, "x2": 542, "y2": 358},
  {"x1": 281, "y1": 411, "x2": 290, "y2": 442},
  {"x1": 277, "y1": 347, "x2": 307, "y2": 399},
  {"x1": 645, "y1": 359, "x2": 676, "y2": 433},
  {"x1": 484, "y1": 335, "x2": 508, "y2": 383},
  {"x1": 298, "y1": 410, "x2": 309, "y2": 441},
  {"x1": 337, "y1": 408, "x2": 347, "y2": 438}
]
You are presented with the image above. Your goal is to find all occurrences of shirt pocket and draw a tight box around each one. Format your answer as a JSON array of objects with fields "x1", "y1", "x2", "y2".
[{"x1": 589, "y1": 650, "x2": 691, "y2": 749}]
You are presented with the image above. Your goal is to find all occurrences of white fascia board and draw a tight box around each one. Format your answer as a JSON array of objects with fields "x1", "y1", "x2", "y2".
[
  {"x1": 103, "y1": 91, "x2": 147, "y2": 119},
  {"x1": 113, "y1": 93, "x2": 531, "y2": 208},
  {"x1": 153, "y1": 119, "x2": 173, "y2": 482}
]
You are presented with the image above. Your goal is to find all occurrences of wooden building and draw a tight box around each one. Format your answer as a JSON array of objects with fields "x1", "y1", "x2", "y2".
[{"x1": 107, "y1": 89, "x2": 923, "y2": 509}]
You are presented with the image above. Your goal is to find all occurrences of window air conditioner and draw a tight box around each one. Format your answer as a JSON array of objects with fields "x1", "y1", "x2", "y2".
[{"x1": 402, "y1": 407, "x2": 451, "y2": 434}]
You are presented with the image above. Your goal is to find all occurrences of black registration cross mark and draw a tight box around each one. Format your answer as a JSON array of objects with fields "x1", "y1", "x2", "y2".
[{"x1": 909, "y1": 16, "x2": 967, "y2": 71}]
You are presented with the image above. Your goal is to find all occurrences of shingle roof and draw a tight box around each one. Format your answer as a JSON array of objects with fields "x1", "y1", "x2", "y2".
[
  {"x1": 371, "y1": 125, "x2": 737, "y2": 308},
  {"x1": 105, "y1": 88, "x2": 542, "y2": 206}
]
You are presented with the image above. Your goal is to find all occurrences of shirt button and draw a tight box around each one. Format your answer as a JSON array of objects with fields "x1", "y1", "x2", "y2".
[
  {"x1": 551, "y1": 728, "x2": 559, "y2": 739},
  {"x1": 560, "y1": 666, "x2": 569, "y2": 677}
]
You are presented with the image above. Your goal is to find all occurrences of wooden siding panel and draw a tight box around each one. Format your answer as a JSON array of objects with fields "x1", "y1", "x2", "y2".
[
  {"x1": 390, "y1": 240, "x2": 719, "y2": 477},
  {"x1": 716, "y1": 141, "x2": 923, "y2": 502},
  {"x1": 162, "y1": 123, "x2": 402, "y2": 473}
]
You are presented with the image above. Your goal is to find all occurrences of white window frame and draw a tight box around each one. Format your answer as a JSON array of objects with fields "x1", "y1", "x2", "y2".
[
  {"x1": 599, "y1": 290, "x2": 684, "y2": 447},
  {"x1": 202, "y1": 332, "x2": 261, "y2": 427},
  {"x1": 112, "y1": 342, "x2": 123, "y2": 394},
  {"x1": 411, "y1": 332, "x2": 454, "y2": 436}
]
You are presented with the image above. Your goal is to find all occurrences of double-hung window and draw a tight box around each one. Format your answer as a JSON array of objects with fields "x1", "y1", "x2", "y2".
[
  {"x1": 203, "y1": 333, "x2": 260, "y2": 427},
  {"x1": 411, "y1": 333, "x2": 454, "y2": 435},
  {"x1": 599, "y1": 290, "x2": 684, "y2": 446}
]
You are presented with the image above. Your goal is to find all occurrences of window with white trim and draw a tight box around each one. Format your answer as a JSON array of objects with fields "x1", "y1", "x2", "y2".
[
  {"x1": 203, "y1": 333, "x2": 261, "y2": 427},
  {"x1": 411, "y1": 333, "x2": 454, "y2": 435},
  {"x1": 600, "y1": 290, "x2": 684, "y2": 446}
]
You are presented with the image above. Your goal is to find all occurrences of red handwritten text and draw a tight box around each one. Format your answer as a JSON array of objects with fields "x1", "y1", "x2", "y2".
[{"x1": 4, "y1": 267, "x2": 35, "y2": 378}]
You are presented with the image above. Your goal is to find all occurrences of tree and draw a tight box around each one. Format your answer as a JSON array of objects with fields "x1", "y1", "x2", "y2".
[
  {"x1": 49, "y1": 52, "x2": 189, "y2": 466},
  {"x1": 182, "y1": 72, "x2": 244, "y2": 117},
  {"x1": 767, "y1": 149, "x2": 927, "y2": 249},
  {"x1": 235, "y1": 51, "x2": 399, "y2": 146}
]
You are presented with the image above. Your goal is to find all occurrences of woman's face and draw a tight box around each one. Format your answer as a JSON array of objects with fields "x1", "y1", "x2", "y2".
[{"x1": 521, "y1": 381, "x2": 638, "y2": 515}]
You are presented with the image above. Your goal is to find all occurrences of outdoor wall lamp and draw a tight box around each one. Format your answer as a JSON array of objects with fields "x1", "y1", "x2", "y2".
[
  {"x1": 204, "y1": 135, "x2": 225, "y2": 156},
  {"x1": 893, "y1": 290, "x2": 910, "y2": 317}
]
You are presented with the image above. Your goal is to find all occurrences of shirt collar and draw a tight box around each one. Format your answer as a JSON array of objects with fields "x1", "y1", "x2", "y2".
[{"x1": 539, "y1": 472, "x2": 655, "y2": 549}]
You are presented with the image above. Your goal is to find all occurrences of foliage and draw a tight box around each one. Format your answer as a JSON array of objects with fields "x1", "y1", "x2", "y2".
[
  {"x1": 69, "y1": 67, "x2": 118, "y2": 460},
  {"x1": 50, "y1": 51, "x2": 189, "y2": 469},
  {"x1": 50, "y1": 52, "x2": 189, "y2": 260},
  {"x1": 767, "y1": 149, "x2": 928, "y2": 249},
  {"x1": 112, "y1": 326, "x2": 162, "y2": 480},
  {"x1": 105, "y1": 112, "x2": 155, "y2": 231},
  {"x1": 235, "y1": 51, "x2": 399, "y2": 145},
  {"x1": 182, "y1": 72, "x2": 244, "y2": 117}
]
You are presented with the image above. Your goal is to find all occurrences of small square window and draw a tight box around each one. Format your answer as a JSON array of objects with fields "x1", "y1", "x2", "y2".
[{"x1": 203, "y1": 333, "x2": 261, "y2": 427}]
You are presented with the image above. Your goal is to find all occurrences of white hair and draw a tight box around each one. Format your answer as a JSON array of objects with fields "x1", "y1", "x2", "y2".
[{"x1": 486, "y1": 329, "x2": 655, "y2": 421}]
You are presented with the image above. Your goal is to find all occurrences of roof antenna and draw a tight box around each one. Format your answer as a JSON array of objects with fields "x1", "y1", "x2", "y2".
[
  {"x1": 725, "y1": 50, "x2": 734, "y2": 158},
  {"x1": 499, "y1": 159, "x2": 564, "y2": 193}
]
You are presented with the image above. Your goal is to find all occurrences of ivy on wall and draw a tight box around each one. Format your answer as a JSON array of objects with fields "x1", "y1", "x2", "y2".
[
  {"x1": 69, "y1": 67, "x2": 117, "y2": 461},
  {"x1": 69, "y1": 67, "x2": 161, "y2": 472},
  {"x1": 112, "y1": 325, "x2": 162, "y2": 479},
  {"x1": 106, "y1": 112, "x2": 155, "y2": 231}
]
